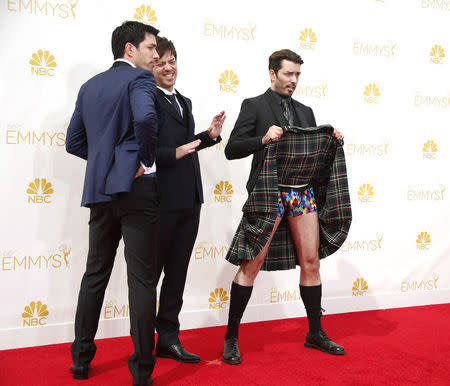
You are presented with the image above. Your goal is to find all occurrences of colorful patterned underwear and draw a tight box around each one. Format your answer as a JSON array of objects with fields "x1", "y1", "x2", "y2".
[{"x1": 277, "y1": 186, "x2": 318, "y2": 217}]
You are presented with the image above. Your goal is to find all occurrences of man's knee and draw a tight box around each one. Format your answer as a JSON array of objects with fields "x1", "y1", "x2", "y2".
[{"x1": 300, "y1": 253, "x2": 320, "y2": 273}]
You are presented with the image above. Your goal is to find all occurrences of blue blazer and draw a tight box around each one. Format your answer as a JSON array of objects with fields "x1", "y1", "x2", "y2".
[{"x1": 66, "y1": 61, "x2": 158, "y2": 207}]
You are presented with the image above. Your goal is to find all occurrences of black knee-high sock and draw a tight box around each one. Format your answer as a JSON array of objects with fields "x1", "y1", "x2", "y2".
[
  {"x1": 300, "y1": 284, "x2": 322, "y2": 333},
  {"x1": 224, "y1": 281, "x2": 253, "y2": 340}
]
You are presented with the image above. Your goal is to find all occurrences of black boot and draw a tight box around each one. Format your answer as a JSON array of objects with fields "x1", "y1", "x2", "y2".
[
  {"x1": 300, "y1": 284, "x2": 345, "y2": 355},
  {"x1": 222, "y1": 282, "x2": 253, "y2": 365}
]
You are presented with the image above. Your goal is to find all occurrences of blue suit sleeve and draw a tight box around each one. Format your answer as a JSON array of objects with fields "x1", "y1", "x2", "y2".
[
  {"x1": 66, "y1": 87, "x2": 88, "y2": 160},
  {"x1": 129, "y1": 72, "x2": 158, "y2": 167}
]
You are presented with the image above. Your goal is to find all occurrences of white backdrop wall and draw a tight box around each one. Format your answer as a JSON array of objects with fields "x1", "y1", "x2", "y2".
[{"x1": 0, "y1": 0, "x2": 449, "y2": 350}]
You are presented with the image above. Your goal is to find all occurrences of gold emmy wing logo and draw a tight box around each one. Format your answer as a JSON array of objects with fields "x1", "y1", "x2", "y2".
[
  {"x1": 27, "y1": 178, "x2": 54, "y2": 204},
  {"x1": 30, "y1": 50, "x2": 57, "y2": 76},
  {"x1": 134, "y1": 5, "x2": 157, "y2": 25},
  {"x1": 423, "y1": 140, "x2": 438, "y2": 159},
  {"x1": 357, "y1": 184, "x2": 374, "y2": 203},
  {"x1": 416, "y1": 232, "x2": 431, "y2": 250},
  {"x1": 430, "y1": 45, "x2": 445, "y2": 64},
  {"x1": 214, "y1": 181, "x2": 234, "y2": 203},
  {"x1": 209, "y1": 288, "x2": 229, "y2": 310},
  {"x1": 352, "y1": 278, "x2": 368, "y2": 296},
  {"x1": 219, "y1": 70, "x2": 239, "y2": 93},
  {"x1": 363, "y1": 83, "x2": 380, "y2": 103},
  {"x1": 299, "y1": 28, "x2": 317, "y2": 49},
  {"x1": 22, "y1": 301, "x2": 49, "y2": 327}
]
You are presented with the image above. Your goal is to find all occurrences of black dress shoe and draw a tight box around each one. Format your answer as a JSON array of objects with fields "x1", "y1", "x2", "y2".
[
  {"x1": 221, "y1": 337, "x2": 241, "y2": 365},
  {"x1": 69, "y1": 363, "x2": 90, "y2": 380},
  {"x1": 304, "y1": 329, "x2": 345, "y2": 355},
  {"x1": 133, "y1": 376, "x2": 153, "y2": 385},
  {"x1": 155, "y1": 344, "x2": 200, "y2": 363}
]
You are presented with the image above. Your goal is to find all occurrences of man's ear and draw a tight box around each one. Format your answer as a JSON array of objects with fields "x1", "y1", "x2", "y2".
[
  {"x1": 269, "y1": 69, "x2": 276, "y2": 82},
  {"x1": 124, "y1": 42, "x2": 135, "y2": 58}
]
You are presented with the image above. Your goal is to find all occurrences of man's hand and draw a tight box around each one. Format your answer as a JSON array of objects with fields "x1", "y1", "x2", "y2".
[
  {"x1": 332, "y1": 128, "x2": 344, "y2": 141},
  {"x1": 262, "y1": 125, "x2": 283, "y2": 145},
  {"x1": 176, "y1": 139, "x2": 201, "y2": 160},
  {"x1": 207, "y1": 111, "x2": 226, "y2": 139},
  {"x1": 134, "y1": 165, "x2": 145, "y2": 179}
]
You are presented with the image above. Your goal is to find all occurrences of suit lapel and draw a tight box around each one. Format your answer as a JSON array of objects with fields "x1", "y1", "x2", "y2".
[
  {"x1": 263, "y1": 89, "x2": 285, "y2": 126},
  {"x1": 292, "y1": 100, "x2": 309, "y2": 128},
  {"x1": 156, "y1": 88, "x2": 184, "y2": 124},
  {"x1": 175, "y1": 89, "x2": 195, "y2": 132}
]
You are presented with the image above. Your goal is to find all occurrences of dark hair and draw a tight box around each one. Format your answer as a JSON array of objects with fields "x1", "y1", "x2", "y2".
[
  {"x1": 155, "y1": 36, "x2": 177, "y2": 59},
  {"x1": 111, "y1": 21, "x2": 159, "y2": 59},
  {"x1": 268, "y1": 49, "x2": 304, "y2": 73}
]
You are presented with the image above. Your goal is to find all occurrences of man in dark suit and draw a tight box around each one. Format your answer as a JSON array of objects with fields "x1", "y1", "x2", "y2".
[
  {"x1": 149, "y1": 37, "x2": 225, "y2": 363},
  {"x1": 221, "y1": 49, "x2": 345, "y2": 365},
  {"x1": 66, "y1": 21, "x2": 160, "y2": 385}
]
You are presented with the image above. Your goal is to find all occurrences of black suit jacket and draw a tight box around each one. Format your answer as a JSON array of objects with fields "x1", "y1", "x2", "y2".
[
  {"x1": 156, "y1": 88, "x2": 221, "y2": 210},
  {"x1": 225, "y1": 88, "x2": 316, "y2": 194}
]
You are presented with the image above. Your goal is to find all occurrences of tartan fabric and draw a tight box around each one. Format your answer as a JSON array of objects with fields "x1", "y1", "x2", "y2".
[{"x1": 225, "y1": 125, "x2": 352, "y2": 271}]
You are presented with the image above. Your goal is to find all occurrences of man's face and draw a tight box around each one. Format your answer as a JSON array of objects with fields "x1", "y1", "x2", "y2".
[
  {"x1": 132, "y1": 33, "x2": 159, "y2": 70},
  {"x1": 150, "y1": 50, "x2": 178, "y2": 91},
  {"x1": 270, "y1": 59, "x2": 301, "y2": 97}
]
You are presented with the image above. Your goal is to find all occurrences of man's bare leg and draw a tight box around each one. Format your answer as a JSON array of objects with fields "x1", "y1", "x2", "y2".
[
  {"x1": 287, "y1": 212, "x2": 345, "y2": 355},
  {"x1": 222, "y1": 216, "x2": 283, "y2": 364}
]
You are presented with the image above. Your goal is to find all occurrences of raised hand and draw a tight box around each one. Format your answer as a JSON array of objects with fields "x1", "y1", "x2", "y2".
[
  {"x1": 176, "y1": 139, "x2": 202, "y2": 160},
  {"x1": 208, "y1": 111, "x2": 226, "y2": 139}
]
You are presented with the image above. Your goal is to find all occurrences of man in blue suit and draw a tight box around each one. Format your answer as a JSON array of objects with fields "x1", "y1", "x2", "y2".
[{"x1": 66, "y1": 21, "x2": 160, "y2": 386}]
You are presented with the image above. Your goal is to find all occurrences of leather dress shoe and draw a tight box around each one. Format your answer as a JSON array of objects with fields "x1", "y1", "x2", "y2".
[
  {"x1": 133, "y1": 376, "x2": 153, "y2": 385},
  {"x1": 221, "y1": 337, "x2": 241, "y2": 365},
  {"x1": 69, "y1": 363, "x2": 90, "y2": 380},
  {"x1": 304, "y1": 329, "x2": 345, "y2": 355},
  {"x1": 155, "y1": 344, "x2": 200, "y2": 363}
]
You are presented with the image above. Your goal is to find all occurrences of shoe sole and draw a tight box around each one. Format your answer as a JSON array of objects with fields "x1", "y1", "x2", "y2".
[
  {"x1": 221, "y1": 356, "x2": 242, "y2": 365},
  {"x1": 155, "y1": 352, "x2": 200, "y2": 363},
  {"x1": 304, "y1": 341, "x2": 346, "y2": 355},
  {"x1": 72, "y1": 373, "x2": 89, "y2": 381}
]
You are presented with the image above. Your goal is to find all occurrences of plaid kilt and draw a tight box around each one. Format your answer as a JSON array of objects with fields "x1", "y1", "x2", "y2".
[{"x1": 225, "y1": 125, "x2": 352, "y2": 271}]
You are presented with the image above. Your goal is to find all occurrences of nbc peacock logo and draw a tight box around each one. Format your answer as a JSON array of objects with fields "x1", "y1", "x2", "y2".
[
  {"x1": 423, "y1": 140, "x2": 438, "y2": 159},
  {"x1": 134, "y1": 5, "x2": 157, "y2": 25},
  {"x1": 298, "y1": 28, "x2": 317, "y2": 50},
  {"x1": 208, "y1": 288, "x2": 229, "y2": 310},
  {"x1": 30, "y1": 50, "x2": 57, "y2": 76},
  {"x1": 430, "y1": 45, "x2": 445, "y2": 64},
  {"x1": 364, "y1": 83, "x2": 380, "y2": 103},
  {"x1": 22, "y1": 301, "x2": 49, "y2": 327},
  {"x1": 416, "y1": 232, "x2": 431, "y2": 250},
  {"x1": 219, "y1": 70, "x2": 239, "y2": 93},
  {"x1": 352, "y1": 278, "x2": 368, "y2": 296},
  {"x1": 357, "y1": 184, "x2": 374, "y2": 203},
  {"x1": 214, "y1": 181, "x2": 234, "y2": 203},
  {"x1": 27, "y1": 178, "x2": 54, "y2": 204}
]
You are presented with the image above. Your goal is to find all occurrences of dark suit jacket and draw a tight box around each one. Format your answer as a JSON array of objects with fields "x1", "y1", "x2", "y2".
[
  {"x1": 225, "y1": 88, "x2": 316, "y2": 194},
  {"x1": 156, "y1": 88, "x2": 221, "y2": 210},
  {"x1": 66, "y1": 61, "x2": 158, "y2": 207}
]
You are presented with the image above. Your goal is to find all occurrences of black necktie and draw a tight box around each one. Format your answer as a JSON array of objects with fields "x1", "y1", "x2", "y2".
[
  {"x1": 281, "y1": 99, "x2": 293, "y2": 126},
  {"x1": 166, "y1": 93, "x2": 182, "y2": 117}
]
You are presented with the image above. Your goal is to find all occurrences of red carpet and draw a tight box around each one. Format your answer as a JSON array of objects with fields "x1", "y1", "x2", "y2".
[{"x1": 1, "y1": 304, "x2": 449, "y2": 385}]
